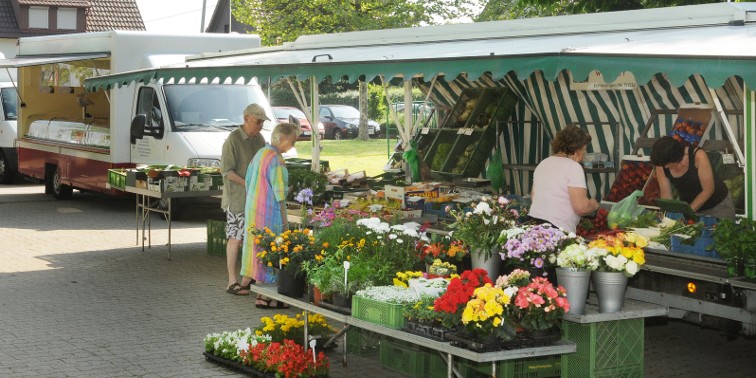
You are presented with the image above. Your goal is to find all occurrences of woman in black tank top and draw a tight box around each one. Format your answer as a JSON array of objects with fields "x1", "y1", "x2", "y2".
[{"x1": 651, "y1": 136, "x2": 734, "y2": 219}]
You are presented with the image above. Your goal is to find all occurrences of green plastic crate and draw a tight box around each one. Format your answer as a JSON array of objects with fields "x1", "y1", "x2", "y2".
[
  {"x1": 107, "y1": 169, "x2": 127, "y2": 190},
  {"x1": 458, "y1": 355, "x2": 562, "y2": 378},
  {"x1": 346, "y1": 328, "x2": 381, "y2": 356},
  {"x1": 561, "y1": 318, "x2": 644, "y2": 378},
  {"x1": 380, "y1": 338, "x2": 451, "y2": 378},
  {"x1": 351, "y1": 295, "x2": 407, "y2": 329},
  {"x1": 206, "y1": 220, "x2": 227, "y2": 256}
]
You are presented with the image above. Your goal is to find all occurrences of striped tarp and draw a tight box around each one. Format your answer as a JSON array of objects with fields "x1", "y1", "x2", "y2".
[{"x1": 417, "y1": 71, "x2": 745, "y2": 202}]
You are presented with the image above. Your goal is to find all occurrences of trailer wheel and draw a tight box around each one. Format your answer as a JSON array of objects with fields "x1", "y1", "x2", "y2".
[
  {"x1": 46, "y1": 165, "x2": 73, "y2": 200},
  {"x1": 0, "y1": 151, "x2": 15, "y2": 184}
]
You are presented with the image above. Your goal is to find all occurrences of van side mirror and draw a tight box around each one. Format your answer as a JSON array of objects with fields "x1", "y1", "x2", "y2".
[
  {"x1": 130, "y1": 114, "x2": 146, "y2": 144},
  {"x1": 288, "y1": 115, "x2": 301, "y2": 126}
]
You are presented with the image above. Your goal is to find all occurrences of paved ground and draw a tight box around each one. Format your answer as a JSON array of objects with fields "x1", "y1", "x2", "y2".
[{"x1": 1, "y1": 179, "x2": 756, "y2": 377}]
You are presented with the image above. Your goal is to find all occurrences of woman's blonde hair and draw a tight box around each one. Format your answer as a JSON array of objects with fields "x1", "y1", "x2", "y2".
[{"x1": 271, "y1": 122, "x2": 301, "y2": 145}]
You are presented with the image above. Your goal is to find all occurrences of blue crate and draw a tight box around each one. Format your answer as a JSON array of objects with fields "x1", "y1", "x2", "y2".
[{"x1": 670, "y1": 235, "x2": 720, "y2": 259}]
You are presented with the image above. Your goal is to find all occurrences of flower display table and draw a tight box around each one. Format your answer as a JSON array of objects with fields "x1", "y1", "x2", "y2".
[
  {"x1": 561, "y1": 296, "x2": 667, "y2": 377},
  {"x1": 249, "y1": 284, "x2": 576, "y2": 378}
]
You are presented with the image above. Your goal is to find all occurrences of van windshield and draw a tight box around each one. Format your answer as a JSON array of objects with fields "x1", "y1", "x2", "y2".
[
  {"x1": 163, "y1": 84, "x2": 273, "y2": 132},
  {"x1": 1, "y1": 87, "x2": 18, "y2": 120}
]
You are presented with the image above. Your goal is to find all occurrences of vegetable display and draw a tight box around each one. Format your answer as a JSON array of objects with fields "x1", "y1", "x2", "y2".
[{"x1": 605, "y1": 160, "x2": 653, "y2": 202}]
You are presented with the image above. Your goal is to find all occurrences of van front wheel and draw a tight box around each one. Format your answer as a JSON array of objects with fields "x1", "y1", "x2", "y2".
[
  {"x1": 46, "y1": 165, "x2": 73, "y2": 200},
  {"x1": 0, "y1": 151, "x2": 15, "y2": 184}
]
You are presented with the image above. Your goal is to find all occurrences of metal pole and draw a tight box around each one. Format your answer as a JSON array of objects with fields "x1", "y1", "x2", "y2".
[
  {"x1": 228, "y1": 0, "x2": 232, "y2": 33},
  {"x1": 200, "y1": 0, "x2": 207, "y2": 32}
]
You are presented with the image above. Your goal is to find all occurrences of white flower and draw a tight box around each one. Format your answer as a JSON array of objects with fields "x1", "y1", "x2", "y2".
[
  {"x1": 473, "y1": 201, "x2": 492, "y2": 215},
  {"x1": 389, "y1": 234, "x2": 397, "y2": 240},
  {"x1": 236, "y1": 338, "x2": 249, "y2": 353},
  {"x1": 498, "y1": 196, "x2": 509, "y2": 205},
  {"x1": 275, "y1": 237, "x2": 284, "y2": 245},
  {"x1": 625, "y1": 261, "x2": 639, "y2": 276},
  {"x1": 503, "y1": 286, "x2": 519, "y2": 298},
  {"x1": 368, "y1": 204, "x2": 383, "y2": 212}
]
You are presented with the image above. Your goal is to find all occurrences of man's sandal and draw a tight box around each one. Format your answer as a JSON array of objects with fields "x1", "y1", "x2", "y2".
[{"x1": 226, "y1": 283, "x2": 249, "y2": 295}]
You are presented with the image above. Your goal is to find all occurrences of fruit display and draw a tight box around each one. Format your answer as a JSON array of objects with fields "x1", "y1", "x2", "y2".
[
  {"x1": 576, "y1": 208, "x2": 610, "y2": 239},
  {"x1": 451, "y1": 144, "x2": 477, "y2": 173},
  {"x1": 605, "y1": 159, "x2": 654, "y2": 202},
  {"x1": 431, "y1": 143, "x2": 451, "y2": 171},
  {"x1": 669, "y1": 117, "x2": 706, "y2": 147},
  {"x1": 456, "y1": 98, "x2": 477, "y2": 127}
]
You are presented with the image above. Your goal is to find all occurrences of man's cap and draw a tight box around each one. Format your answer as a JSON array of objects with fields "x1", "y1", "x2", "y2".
[{"x1": 243, "y1": 103, "x2": 270, "y2": 121}]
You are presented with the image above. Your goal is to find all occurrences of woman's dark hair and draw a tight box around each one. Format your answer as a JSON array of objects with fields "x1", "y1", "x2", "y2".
[
  {"x1": 552, "y1": 125, "x2": 592, "y2": 155},
  {"x1": 650, "y1": 136, "x2": 684, "y2": 166}
]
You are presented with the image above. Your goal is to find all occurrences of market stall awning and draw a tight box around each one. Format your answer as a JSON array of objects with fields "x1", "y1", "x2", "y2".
[
  {"x1": 0, "y1": 53, "x2": 109, "y2": 68},
  {"x1": 85, "y1": 2, "x2": 756, "y2": 92}
]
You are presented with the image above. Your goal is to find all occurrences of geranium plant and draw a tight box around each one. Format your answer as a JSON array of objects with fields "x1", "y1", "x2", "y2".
[
  {"x1": 254, "y1": 312, "x2": 334, "y2": 346},
  {"x1": 448, "y1": 196, "x2": 523, "y2": 259},
  {"x1": 499, "y1": 224, "x2": 578, "y2": 273},
  {"x1": 416, "y1": 238, "x2": 468, "y2": 265},
  {"x1": 511, "y1": 276, "x2": 570, "y2": 332},
  {"x1": 241, "y1": 339, "x2": 330, "y2": 378},
  {"x1": 433, "y1": 268, "x2": 493, "y2": 328},
  {"x1": 204, "y1": 328, "x2": 272, "y2": 363},
  {"x1": 254, "y1": 227, "x2": 318, "y2": 272},
  {"x1": 587, "y1": 232, "x2": 647, "y2": 277}
]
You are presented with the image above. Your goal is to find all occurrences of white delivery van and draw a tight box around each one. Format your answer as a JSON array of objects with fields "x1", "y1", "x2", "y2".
[
  {"x1": 0, "y1": 31, "x2": 277, "y2": 202},
  {"x1": 0, "y1": 81, "x2": 18, "y2": 184}
]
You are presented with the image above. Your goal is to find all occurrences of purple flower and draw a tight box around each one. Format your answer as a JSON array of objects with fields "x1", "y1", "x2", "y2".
[
  {"x1": 295, "y1": 188, "x2": 314, "y2": 205},
  {"x1": 533, "y1": 257, "x2": 544, "y2": 268}
]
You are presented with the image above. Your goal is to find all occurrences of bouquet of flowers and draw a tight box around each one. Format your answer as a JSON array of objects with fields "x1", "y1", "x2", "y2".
[
  {"x1": 433, "y1": 269, "x2": 492, "y2": 328},
  {"x1": 426, "y1": 259, "x2": 458, "y2": 278},
  {"x1": 448, "y1": 196, "x2": 523, "y2": 259},
  {"x1": 587, "y1": 232, "x2": 647, "y2": 277},
  {"x1": 416, "y1": 239, "x2": 468, "y2": 265},
  {"x1": 511, "y1": 276, "x2": 570, "y2": 332},
  {"x1": 253, "y1": 227, "x2": 318, "y2": 272},
  {"x1": 499, "y1": 224, "x2": 578, "y2": 273},
  {"x1": 461, "y1": 283, "x2": 516, "y2": 339},
  {"x1": 254, "y1": 312, "x2": 334, "y2": 345},
  {"x1": 556, "y1": 243, "x2": 603, "y2": 271},
  {"x1": 241, "y1": 339, "x2": 330, "y2": 378}
]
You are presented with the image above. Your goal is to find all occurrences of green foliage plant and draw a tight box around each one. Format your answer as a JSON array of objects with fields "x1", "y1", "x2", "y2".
[{"x1": 711, "y1": 218, "x2": 756, "y2": 261}]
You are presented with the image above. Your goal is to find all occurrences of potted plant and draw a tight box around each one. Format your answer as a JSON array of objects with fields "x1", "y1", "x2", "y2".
[
  {"x1": 460, "y1": 283, "x2": 517, "y2": 345},
  {"x1": 253, "y1": 227, "x2": 319, "y2": 297},
  {"x1": 555, "y1": 243, "x2": 603, "y2": 315},
  {"x1": 711, "y1": 218, "x2": 756, "y2": 277},
  {"x1": 433, "y1": 269, "x2": 492, "y2": 329},
  {"x1": 499, "y1": 223, "x2": 578, "y2": 280},
  {"x1": 416, "y1": 238, "x2": 468, "y2": 274},
  {"x1": 204, "y1": 328, "x2": 272, "y2": 363},
  {"x1": 240, "y1": 339, "x2": 330, "y2": 378},
  {"x1": 587, "y1": 231, "x2": 648, "y2": 313},
  {"x1": 447, "y1": 196, "x2": 522, "y2": 279},
  {"x1": 510, "y1": 276, "x2": 570, "y2": 338},
  {"x1": 254, "y1": 312, "x2": 335, "y2": 349}
]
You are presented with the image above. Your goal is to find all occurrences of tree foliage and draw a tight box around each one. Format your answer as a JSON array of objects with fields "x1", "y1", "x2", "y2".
[
  {"x1": 232, "y1": 0, "x2": 477, "y2": 46},
  {"x1": 476, "y1": 0, "x2": 728, "y2": 21}
]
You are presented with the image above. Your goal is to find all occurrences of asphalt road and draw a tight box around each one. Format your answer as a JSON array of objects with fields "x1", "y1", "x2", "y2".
[{"x1": 1, "y1": 178, "x2": 755, "y2": 377}]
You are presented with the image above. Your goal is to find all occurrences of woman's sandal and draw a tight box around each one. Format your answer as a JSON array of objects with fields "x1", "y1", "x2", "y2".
[
  {"x1": 255, "y1": 297, "x2": 289, "y2": 309},
  {"x1": 226, "y1": 283, "x2": 249, "y2": 296}
]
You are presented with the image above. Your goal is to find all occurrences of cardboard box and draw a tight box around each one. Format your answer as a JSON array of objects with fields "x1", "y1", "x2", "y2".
[{"x1": 385, "y1": 184, "x2": 441, "y2": 208}]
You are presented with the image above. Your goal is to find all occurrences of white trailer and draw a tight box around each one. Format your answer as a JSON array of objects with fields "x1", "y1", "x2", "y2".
[{"x1": 0, "y1": 31, "x2": 275, "y2": 204}]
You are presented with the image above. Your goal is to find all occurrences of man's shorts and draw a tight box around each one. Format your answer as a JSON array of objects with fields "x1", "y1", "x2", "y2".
[{"x1": 225, "y1": 211, "x2": 245, "y2": 240}]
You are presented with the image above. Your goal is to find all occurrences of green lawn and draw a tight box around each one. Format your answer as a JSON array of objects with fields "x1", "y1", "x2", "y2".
[{"x1": 295, "y1": 138, "x2": 397, "y2": 177}]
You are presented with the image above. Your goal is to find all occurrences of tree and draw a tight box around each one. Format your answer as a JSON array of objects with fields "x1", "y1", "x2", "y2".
[
  {"x1": 232, "y1": 0, "x2": 477, "y2": 140},
  {"x1": 477, "y1": 0, "x2": 729, "y2": 21}
]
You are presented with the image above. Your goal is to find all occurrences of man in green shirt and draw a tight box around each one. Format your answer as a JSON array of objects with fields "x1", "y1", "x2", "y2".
[{"x1": 221, "y1": 103, "x2": 268, "y2": 295}]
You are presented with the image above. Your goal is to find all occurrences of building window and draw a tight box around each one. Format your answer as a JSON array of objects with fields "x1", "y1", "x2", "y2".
[
  {"x1": 29, "y1": 6, "x2": 49, "y2": 29},
  {"x1": 58, "y1": 8, "x2": 77, "y2": 30}
]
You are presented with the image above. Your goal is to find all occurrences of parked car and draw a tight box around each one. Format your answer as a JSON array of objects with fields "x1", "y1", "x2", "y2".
[
  {"x1": 272, "y1": 106, "x2": 325, "y2": 139},
  {"x1": 319, "y1": 104, "x2": 381, "y2": 140}
]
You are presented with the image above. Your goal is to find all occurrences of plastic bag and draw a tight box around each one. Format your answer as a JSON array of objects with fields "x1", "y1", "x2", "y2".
[
  {"x1": 486, "y1": 147, "x2": 505, "y2": 194},
  {"x1": 402, "y1": 141, "x2": 421, "y2": 183},
  {"x1": 607, "y1": 190, "x2": 645, "y2": 229}
]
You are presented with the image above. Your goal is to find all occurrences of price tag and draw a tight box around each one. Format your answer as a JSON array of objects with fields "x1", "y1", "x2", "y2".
[
  {"x1": 421, "y1": 127, "x2": 430, "y2": 135},
  {"x1": 722, "y1": 153, "x2": 735, "y2": 164},
  {"x1": 464, "y1": 128, "x2": 474, "y2": 136}
]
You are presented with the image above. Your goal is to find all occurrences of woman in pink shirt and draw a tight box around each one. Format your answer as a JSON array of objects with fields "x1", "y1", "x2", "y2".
[{"x1": 528, "y1": 126, "x2": 600, "y2": 232}]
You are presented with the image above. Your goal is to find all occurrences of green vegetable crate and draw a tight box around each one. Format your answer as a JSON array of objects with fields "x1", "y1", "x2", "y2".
[
  {"x1": 206, "y1": 220, "x2": 227, "y2": 256},
  {"x1": 561, "y1": 318, "x2": 644, "y2": 378},
  {"x1": 351, "y1": 295, "x2": 408, "y2": 329},
  {"x1": 379, "y1": 338, "x2": 448, "y2": 378},
  {"x1": 456, "y1": 355, "x2": 562, "y2": 378}
]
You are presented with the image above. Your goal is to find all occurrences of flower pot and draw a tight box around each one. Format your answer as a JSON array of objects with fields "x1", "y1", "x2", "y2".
[
  {"x1": 308, "y1": 285, "x2": 330, "y2": 306},
  {"x1": 592, "y1": 271, "x2": 628, "y2": 313},
  {"x1": 277, "y1": 269, "x2": 307, "y2": 298},
  {"x1": 331, "y1": 293, "x2": 353, "y2": 308},
  {"x1": 471, "y1": 248, "x2": 501, "y2": 281},
  {"x1": 556, "y1": 267, "x2": 591, "y2": 315}
]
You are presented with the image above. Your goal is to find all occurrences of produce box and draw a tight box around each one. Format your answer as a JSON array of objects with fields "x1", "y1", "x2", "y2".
[
  {"x1": 126, "y1": 170, "x2": 147, "y2": 188},
  {"x1": 206, "y1": 220, "x2": 227, "y2": 256},
  {"x1": 668, "y1": 105, "x2": 714, "y2": 148},
  {"x1": 457, "y1": 355, "x2": 561, "y2": 378},
  {"x1": 352, "y1": 295, "x2": 408, "y2": 329},
  {"x1": 379, "y1": 338, "x2": 447, "y2": 378},
  {"x1": 346, "y1": 328, "x2": 381, "y2": 357},
  {"x1": 604, "y1": 156, "x2": 653, "y2": 202},
  {"x1": 107, "y1": 169, "x2": 127, "y2": 190},
  {"x1": 561, "y1": 318, "x2": 644, "y2": 378}
]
